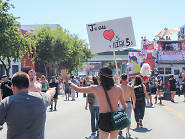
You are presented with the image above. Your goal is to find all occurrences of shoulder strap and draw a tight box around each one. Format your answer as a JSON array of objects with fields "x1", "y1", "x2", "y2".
[{"x1": 103, "y1": 87, "x2": 113, "y2": 112}]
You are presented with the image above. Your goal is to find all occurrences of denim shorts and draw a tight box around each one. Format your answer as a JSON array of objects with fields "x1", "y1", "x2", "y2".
[{"x1": 120, "y1": 102, "x2": 132, "y2": 121}]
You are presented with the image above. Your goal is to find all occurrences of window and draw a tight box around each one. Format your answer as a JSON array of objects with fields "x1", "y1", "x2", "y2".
[
  {"x1": 158, "y1": 68, "x2": 164, "y2": 74},
  {"x1": 174, "y1": 69, "x2": 180, "y2": 75},
  {"x1": 12, "y1": 65, "x2": 19, "y2": 75},
  {"x1": 165, "y1": 68, "x2": 171, "y2": 74}
]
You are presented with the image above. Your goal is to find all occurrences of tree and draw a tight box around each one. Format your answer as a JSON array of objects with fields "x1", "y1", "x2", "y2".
[
  {"x1": 0, "y1": 0, "x2": 34, "y2": 77},
  {"x1": 63, "y1": 35, "x2": 92, "y2": 73},
  {"x1": 51, "y1": 29, "x2": 92, "y2": 74},
  {"x1": 34, "y1": 26, "x2": 54, "y2": 76},
  {"x1": 34, "y1": 26, "x2": 92, "y2": 76}
]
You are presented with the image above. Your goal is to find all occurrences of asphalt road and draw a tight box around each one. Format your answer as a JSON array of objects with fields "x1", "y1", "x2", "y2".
[{"x1": 0, "y1": 94, "x2": 185, "y2": 139}]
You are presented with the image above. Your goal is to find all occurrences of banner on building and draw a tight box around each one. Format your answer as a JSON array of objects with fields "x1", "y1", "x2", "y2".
[
  {"x1": 158, "y1": 42, "x2": 184, "y2": 51},
  {"x1": 158, "y1": 51, "x2": 185, "y2": 61},
  {"x1": 141, "y1": 40, "x2": 157, "y2": 70},
  {"x1": 86, "y1": 17, "x2": 136, "y2": 54}
]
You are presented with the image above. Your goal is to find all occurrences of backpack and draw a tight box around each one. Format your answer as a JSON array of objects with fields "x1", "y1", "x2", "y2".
[{"x1": 87, "y1": 93, "x2": 95, "y2": 106}]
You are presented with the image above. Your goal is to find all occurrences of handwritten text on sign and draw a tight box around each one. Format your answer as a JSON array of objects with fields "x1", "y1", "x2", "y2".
[{"x1": 86, "y1": 17, "x2": 136, "y2": 54}]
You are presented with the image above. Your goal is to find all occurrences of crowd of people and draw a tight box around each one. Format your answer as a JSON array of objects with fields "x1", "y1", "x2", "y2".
[
  {"x1": 61, "y1": 68, "x2": 185, "y2": 139},
  {"x1": 0, "y1": 68, "x2": 185, "y2": 139},
  {"x1": 147, "y1": 72, "x2": 185, "y2": 104}
]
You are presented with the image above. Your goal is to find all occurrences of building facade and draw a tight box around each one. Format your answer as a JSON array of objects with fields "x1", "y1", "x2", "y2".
[
  {"x1": 156, "y1": 40, "x2": 185, "y2": 90},
  {"x1": 85, "y1": 48, "x2": 140, "y2": 76}
]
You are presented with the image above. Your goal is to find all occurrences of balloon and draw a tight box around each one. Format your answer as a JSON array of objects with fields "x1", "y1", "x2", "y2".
[{"x1": 140, "y1": 63, "x2": 151, "y2": 77}]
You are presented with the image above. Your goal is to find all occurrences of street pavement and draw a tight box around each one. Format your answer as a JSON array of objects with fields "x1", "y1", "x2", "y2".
[{"x1": 0, "y1": 94, "x2": 185, "y2": 139}]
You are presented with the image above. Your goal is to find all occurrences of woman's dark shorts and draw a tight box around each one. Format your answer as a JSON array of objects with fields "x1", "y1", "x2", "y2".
[
  {"x1": 182, "y1": 87, "x2": 185, "y2": 94},
  {"x1": 170, "y1": 88, "x2": 176, "y2": 92},
  {"x1": 53, "y1": 92, "x2": 58, "y2": 99},
  {"x1": 98, "y1": 112, "x2": 114, "y2": 132},
  {"x1": 157, "y1": 86, "x2": 163, "y2": 91}
]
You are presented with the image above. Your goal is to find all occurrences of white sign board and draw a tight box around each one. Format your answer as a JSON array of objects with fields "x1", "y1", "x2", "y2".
[{"x1": 86, "y1": 17, "x2": 136, "y2": 54}]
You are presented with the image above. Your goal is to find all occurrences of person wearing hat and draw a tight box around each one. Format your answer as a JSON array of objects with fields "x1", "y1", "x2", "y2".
[
  {"x1": 0, "y1": 75, "x2": 13, "y2": 100},
  {"x1": 0, "y1": 75, "x2": 13, "y2": 131}
]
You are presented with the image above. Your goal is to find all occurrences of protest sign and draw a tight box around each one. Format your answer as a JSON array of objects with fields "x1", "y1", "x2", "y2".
[{"x1": 86, "y1": 17, "x2": 136, "y2": 54}]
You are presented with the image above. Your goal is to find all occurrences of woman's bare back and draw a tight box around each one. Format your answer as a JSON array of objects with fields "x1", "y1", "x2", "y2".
[{"x1": 95, "y1": 85, "x2": 125, "y2": 113}]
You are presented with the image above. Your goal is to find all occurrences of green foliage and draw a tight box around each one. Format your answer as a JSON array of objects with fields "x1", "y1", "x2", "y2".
[
  {"x1": 0, "y1": 0, "x2": 35, "y2": 76},
  {"x1": 34, "y1": 26, "x2": 92, "y2": 74},
  {"x1": 34, "y1": 26, "x2": 54, "y2": 64}
]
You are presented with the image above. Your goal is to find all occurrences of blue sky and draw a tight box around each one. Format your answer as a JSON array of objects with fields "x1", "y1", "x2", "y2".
[{"x1": 11, "y1": 0, "x2": 185, "y2": 49}]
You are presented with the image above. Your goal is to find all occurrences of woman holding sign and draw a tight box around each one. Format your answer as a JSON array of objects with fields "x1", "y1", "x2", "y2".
[{"x1": 61, "y1": 67, "x2": 128, "y2": 139}]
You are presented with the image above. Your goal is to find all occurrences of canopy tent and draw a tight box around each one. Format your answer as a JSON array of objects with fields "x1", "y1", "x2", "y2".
[{"x1": 155, "y1": 28, "x2": 180, "y2": 37}]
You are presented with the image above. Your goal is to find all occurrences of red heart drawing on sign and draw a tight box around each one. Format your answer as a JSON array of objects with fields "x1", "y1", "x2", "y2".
[{"x1": 103, "y1": 29, "x2": 114, "y2": 41}]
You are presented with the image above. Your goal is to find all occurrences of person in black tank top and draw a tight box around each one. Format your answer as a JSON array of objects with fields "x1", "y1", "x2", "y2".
[
  {"x1": 133, "y1": 76, "x2": 148, "y2": 128},
  {"x1": 168, "y1": 75, "x2": 177, "y2": 103},
  {"x1": 144, "y1": 78, "x2": 153, "y2": 106},
  {"x1": 155, "y1": 76, "x2": 163, "y2": 104}
]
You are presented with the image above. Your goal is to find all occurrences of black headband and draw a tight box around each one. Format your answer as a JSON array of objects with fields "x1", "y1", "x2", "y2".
[{"x1": 99, "y1": 71, "x2": 113, "y2": 78}]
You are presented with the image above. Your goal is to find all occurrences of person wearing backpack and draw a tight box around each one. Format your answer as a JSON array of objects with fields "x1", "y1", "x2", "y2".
[{"x1": 85, "y1": 76, "x2": 99, "y2": 137}]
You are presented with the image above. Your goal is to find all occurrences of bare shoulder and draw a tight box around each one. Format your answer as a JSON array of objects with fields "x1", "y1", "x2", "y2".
[
  {"x1": 89, "y1": 85, "x2": 100, "y2": 92},
  {"x1": 142, "y1": 84, "x2": 146, "y2": 90},
  {"x1": 128, "y1": 85, "x2": 134, "y2": 91},
  {"x1": 96, "y1": 85, "x2": 106, "y2": 91},
  {"x1": 121, "y1": 84, "x2": 133, "y2": 90},
  {"x1": 114, "y1": 84, "x2": 121, "y2": 89},
  {"x1": 114, "y1": 85, "x2": 123, "y2": 93},
  {"x1": 91, "y1": 85, "x2": 99, "y2": 89},
  {"x1": 142, "y1": 84, "x2": 146, "y2": 88},
  {"x1": 93, "y1": 85, "x2": 105, "y2": 95}
]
